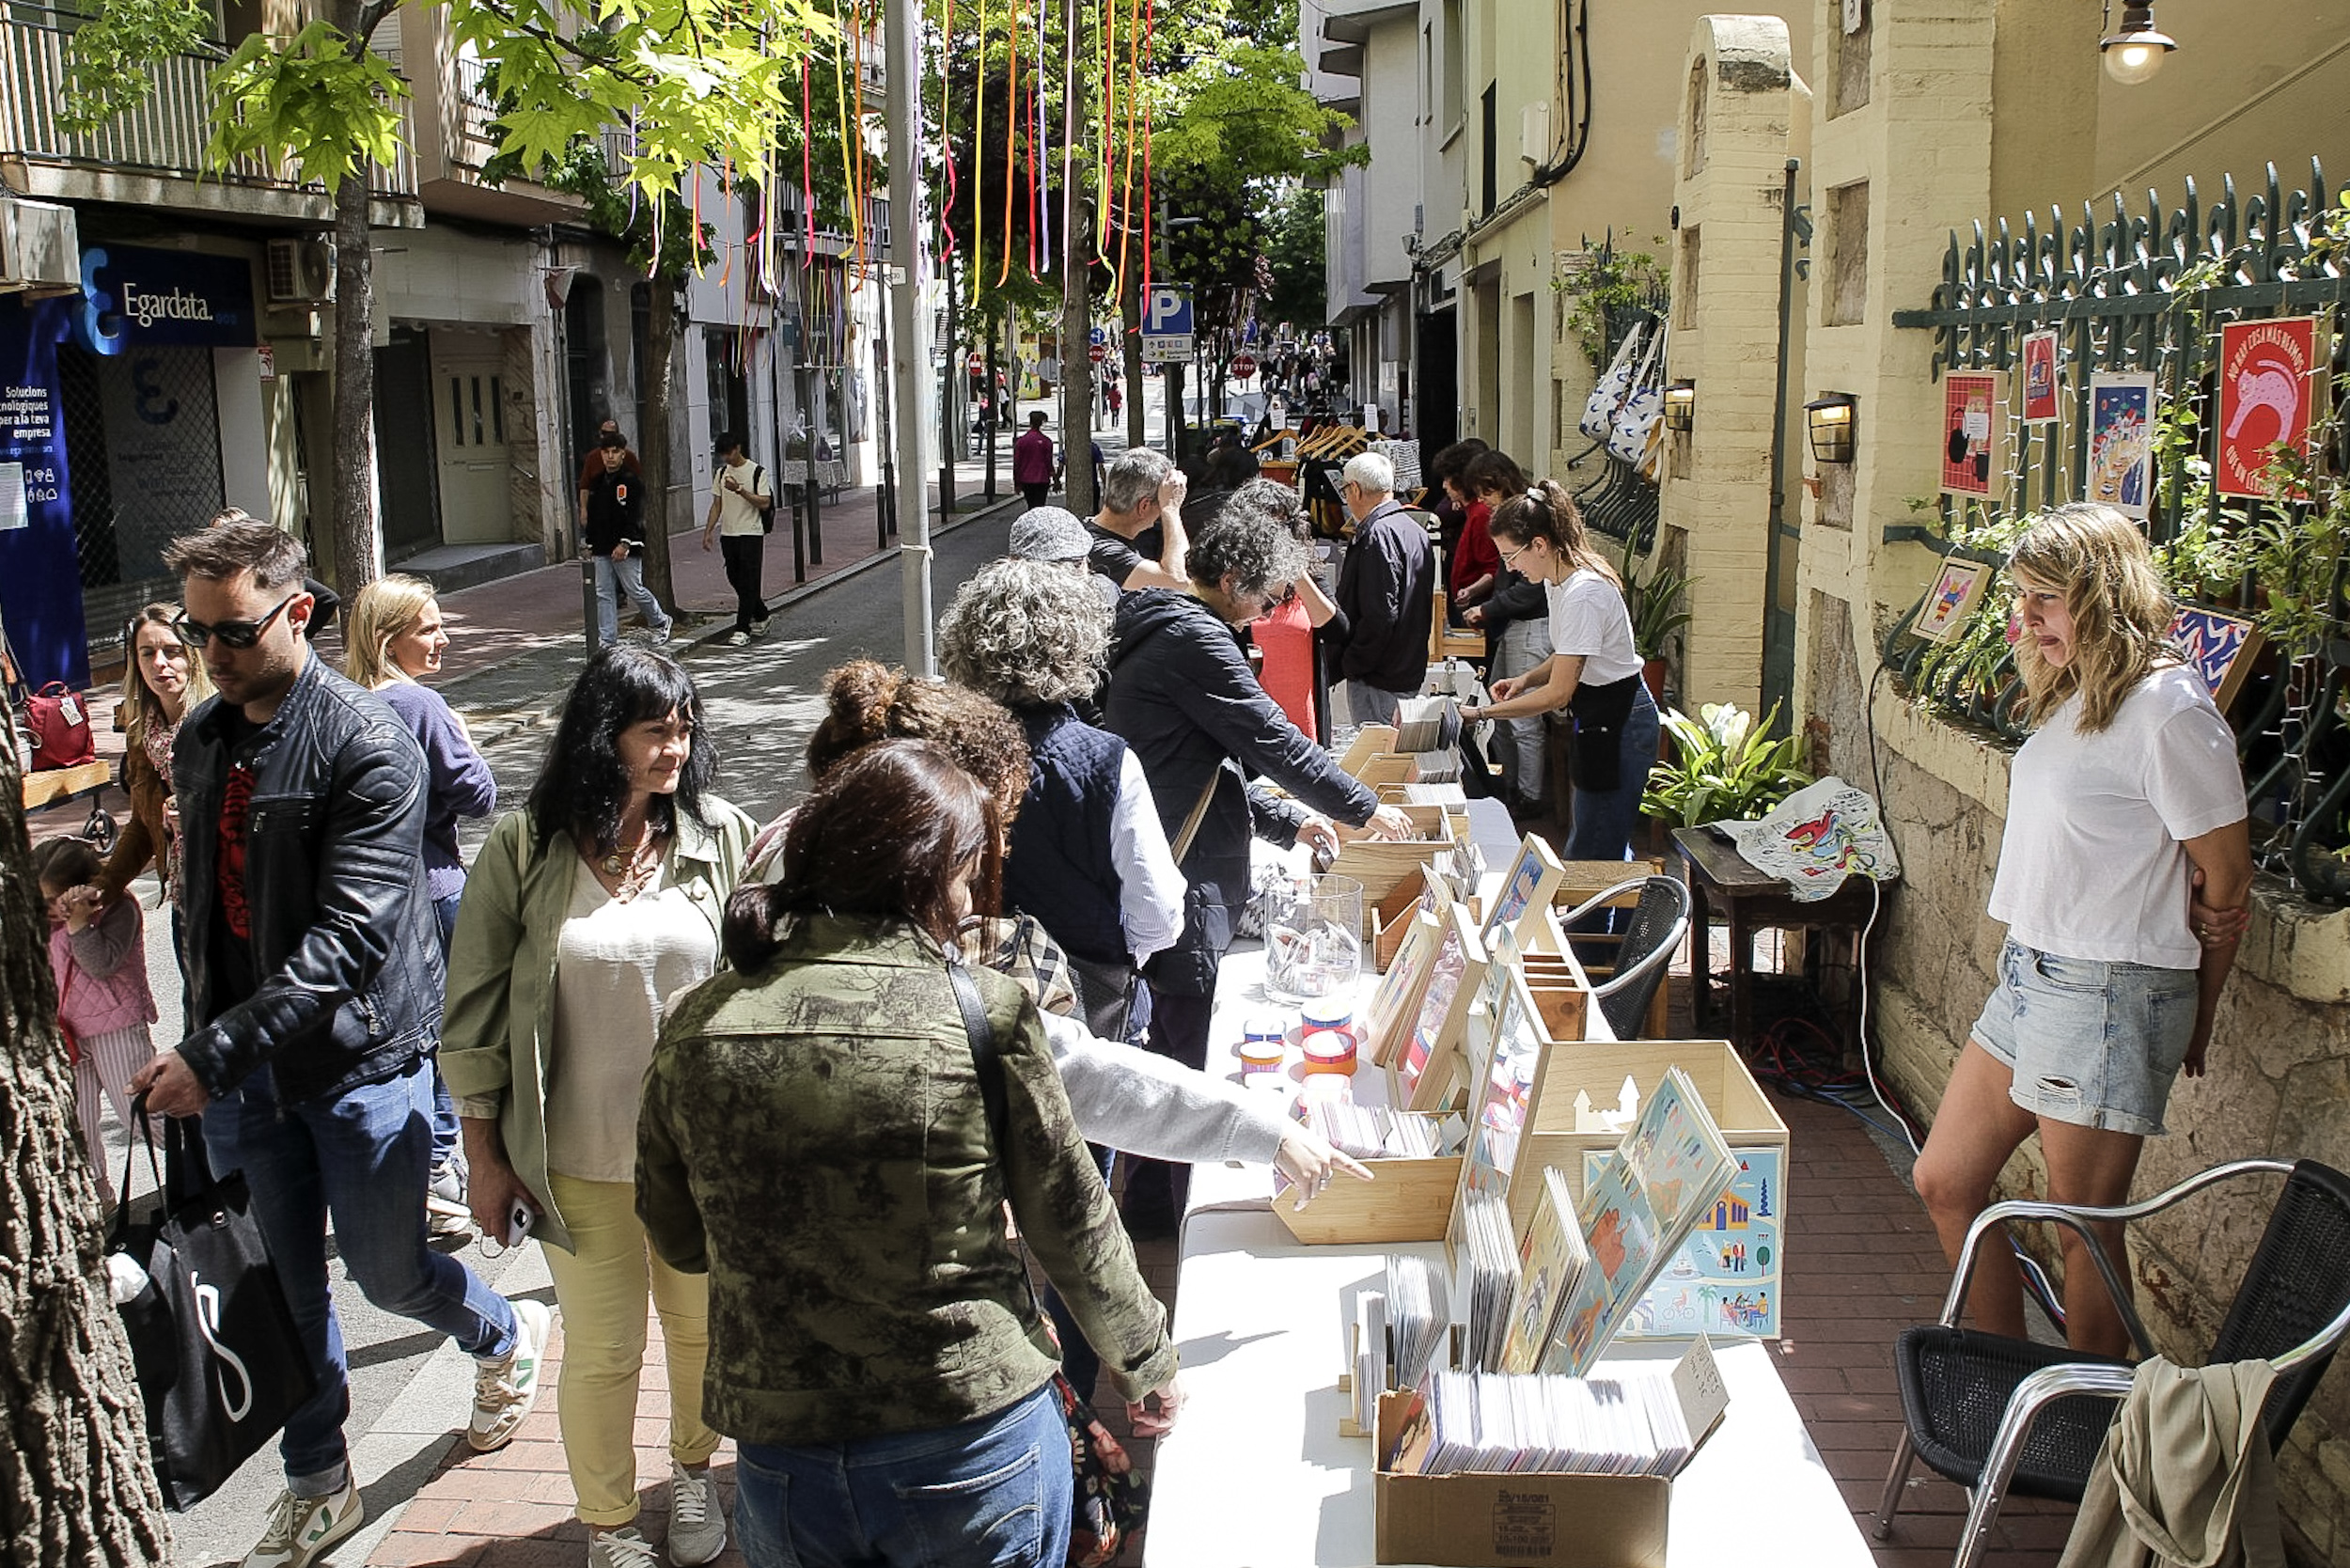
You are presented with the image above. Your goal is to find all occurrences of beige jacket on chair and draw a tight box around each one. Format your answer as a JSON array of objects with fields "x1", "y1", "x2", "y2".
[{"x1": 2059, "y1": 1356, "x2": 2285, "y2": 1568}]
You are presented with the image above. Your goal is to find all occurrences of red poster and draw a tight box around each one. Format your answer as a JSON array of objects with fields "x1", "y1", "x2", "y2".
[
  {"x1": 1940, "y1": 372, "x2": 1999, "y2": 496},
  {"x1": 2217, "y1": 317, "x2": 2324, "y2": 499},
  {"x1": 2020, "y1": 331, "x2": 2059, "y2": 425}
]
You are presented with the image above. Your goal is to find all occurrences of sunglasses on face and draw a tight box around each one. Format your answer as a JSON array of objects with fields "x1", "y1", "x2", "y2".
[{"x1": 174, "y1": 593, "x2": 300, "y2": 651}]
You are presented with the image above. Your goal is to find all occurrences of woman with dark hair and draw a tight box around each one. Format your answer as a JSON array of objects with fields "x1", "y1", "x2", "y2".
[
  {"x1": 1457, "y1": 452, "x2": 1551, "y2": 812},
  {"x1": 1427, "y1": 438, "x2": 1490, "y2": 585},
  {"x1": 641, "y1": 741, "x2": 1180, "y2": 1568},
  {"x1": 1448, "y1": 447, "x2": 1514, "y2": 620},
  {"x1": 440, "y1": 644, "x2": 753, "y2": 1568},
  {"x1": 1461, "y1": 478, "x2": 1659, "y2": 863}
]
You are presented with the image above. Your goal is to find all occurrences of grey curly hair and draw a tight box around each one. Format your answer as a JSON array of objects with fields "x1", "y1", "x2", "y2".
[
  {"x1": 1187, "y1": 504, "x2": 1309, "y2": 598},
  {"x1": 938, "y1": 557, "x2": 1111, "y2": 708}
]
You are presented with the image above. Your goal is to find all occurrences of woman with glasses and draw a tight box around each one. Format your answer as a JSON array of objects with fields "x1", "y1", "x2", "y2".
[
  {"x1": 1460, "y1": 478, "x2": 1659, "y2": 864},
  {"x1": 439, "y1": 646, "x2": 754, "y2": 1568}
]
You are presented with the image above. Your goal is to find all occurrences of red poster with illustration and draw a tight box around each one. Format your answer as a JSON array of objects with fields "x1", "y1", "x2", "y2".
[
  {"x1": 1939, "y1": 372, "x2": 1999, "y2": 495},
  {"x1": 2020, "y1": 331, "x2": 2059, "y2": 425},
  {"x1": 2217, "y1": 317, "x2": 2325, "y2": 498}
]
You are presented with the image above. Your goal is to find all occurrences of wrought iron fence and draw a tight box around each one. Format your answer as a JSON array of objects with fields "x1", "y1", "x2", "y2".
[
  {"x1": 1888, "y1": 158, "x2": 2350, "y2": 902},
  {"x1": 1559, "y1": 235, "x2": 1668, "y2": 554}
]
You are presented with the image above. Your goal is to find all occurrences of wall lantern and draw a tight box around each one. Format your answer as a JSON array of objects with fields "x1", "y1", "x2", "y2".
[
  {"x1": 1805, "y1": 393, "x2": 1857, "y2": 464},
  {"x1": 1663, "y1": 380, "x2": 1697, "y2": 433},
  {"x1": 2100, "y1": 3, "x2": 2176, "y2": 86}
]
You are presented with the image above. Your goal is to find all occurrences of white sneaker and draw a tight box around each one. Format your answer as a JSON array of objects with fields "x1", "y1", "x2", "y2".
[
  {"x1": 666, "y1": 1461, "x2": 728, "y2": 1566},
  {"x1": 725, "y1": 631, "x2": 751, "y2": 648},
  {"x1": 586, "y1": 1527, "x2": 660, "y2": 1568},
  {"x1": 751, "y1": 617, "x2": 772, "y2": 638},
  {"x1": 426, "y1": 1162, "x2": 474, "y2": 1241},
  {"x1": 469, "y1": 1297, "x2": 552, "y2": 1451},
  {"x1": 243, "y1": 1478, "x2": 364, "y2": 1568},
  {"x1": 652, "y1": 624, "x2": 675, "y2": 647}
]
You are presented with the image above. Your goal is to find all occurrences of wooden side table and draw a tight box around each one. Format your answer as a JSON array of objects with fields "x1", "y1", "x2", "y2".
[{"x1": 1670, "y1": 824, "x2": 1885, "y2": 1054}]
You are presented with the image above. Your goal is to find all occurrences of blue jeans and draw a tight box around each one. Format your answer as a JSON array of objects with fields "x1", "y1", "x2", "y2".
[
  {"x1": 429, "y1": 892, "x2": 464, "y2": 1175},
  {"x1": 1563, "y1": 683, "x2": 1661, "y2": 865},
  {"x1": 201, "y1": 1059, "x2": 519, "y2": 1486},
  {"x1": 594, "y1": 553, "x2": 672, "y2": 644},
  {"x1": 734, "y1": 1386, "x2": 1070, "y2": 1568}
]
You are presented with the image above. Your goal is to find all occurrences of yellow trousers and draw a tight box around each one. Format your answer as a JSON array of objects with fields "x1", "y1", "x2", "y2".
[{"x1": 542, "y1": 1172, "x2": 720, "y2": 1526}]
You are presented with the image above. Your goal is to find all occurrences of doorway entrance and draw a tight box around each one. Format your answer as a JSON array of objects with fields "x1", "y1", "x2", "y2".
[{"x1": 430, "y1": 336, "x2": 512, "y2": 545}]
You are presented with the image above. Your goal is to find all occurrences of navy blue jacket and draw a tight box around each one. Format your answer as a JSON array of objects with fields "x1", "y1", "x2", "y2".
[{"x1": 1005, "y1": 703, "x2": 1129, "y2": 965}]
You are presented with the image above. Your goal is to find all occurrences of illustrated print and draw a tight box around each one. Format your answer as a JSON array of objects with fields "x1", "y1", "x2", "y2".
[
  {"x1": 2217, "y1": 318, "x2": 2325, "y2": 499},
  {"x1": 2088, "y1": 373, "x2": 2156, "y2": 520}
]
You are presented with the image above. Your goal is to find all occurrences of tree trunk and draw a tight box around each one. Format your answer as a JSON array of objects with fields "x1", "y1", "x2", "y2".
[
  {"x1": 329, "y1": 162, "x2": 382, "y2": 598},
  {"x1": 638, "y1": 279, "x2": 680, "y2": 613},
  {"x1": 0, "y1": 711, "x2": 172, "y2": 1566},
  {"x1": 1122, "y1": 266, "x2": 1145, "y2": 451}
]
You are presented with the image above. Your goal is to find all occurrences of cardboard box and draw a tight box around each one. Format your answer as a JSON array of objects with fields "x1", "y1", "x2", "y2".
[{"x1": 1370, "y1": 1340, "x2": 1729, "y2": 1567}]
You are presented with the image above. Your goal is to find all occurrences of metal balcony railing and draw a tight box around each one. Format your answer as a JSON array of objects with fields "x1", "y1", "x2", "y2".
[{"x1": 0, "y1": 16, "x2": 416, "y2": 196}]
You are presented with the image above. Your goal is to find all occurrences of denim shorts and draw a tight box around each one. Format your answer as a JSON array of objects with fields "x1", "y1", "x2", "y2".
[{"x1": 1969, "y1": 939, "x2": 2199, "y2": 1137}]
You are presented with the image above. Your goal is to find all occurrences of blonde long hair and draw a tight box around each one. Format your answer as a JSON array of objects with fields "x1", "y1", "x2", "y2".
[
  {"x1": 119, "y1": 603, "x2": 213, "y2": 747},
  {"x1": 2009, "y1": 503, "x2": 2175, "y2": 734},
  {"x1": 343, "y1": 574, "x2": 438, "y2": 690}
]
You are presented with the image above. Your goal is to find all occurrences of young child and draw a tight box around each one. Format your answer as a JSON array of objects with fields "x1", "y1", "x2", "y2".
[{"x1": 34, "y1": 839, "x2": 160, "y2": 1207}]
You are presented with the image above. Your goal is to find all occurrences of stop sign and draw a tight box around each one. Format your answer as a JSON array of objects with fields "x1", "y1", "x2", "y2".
[
  {"x1": 965, "y1": 351, "x2": 983, "y2": 371},
  {"x1": 1088, "y1": 342, "x2": 1109, "y2": 364},
  {"x1": 1230, "y1": 353, "x2": 1259, "y2": 380}
]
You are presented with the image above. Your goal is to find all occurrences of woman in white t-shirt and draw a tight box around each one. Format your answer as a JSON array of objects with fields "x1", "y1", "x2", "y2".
[
  {"x1": 1460, "y1": 478, "x2": 1661, "y2": 863},
  {"x1": 1912, "y1": 504, "x2": 2251, "y2": 1358}
]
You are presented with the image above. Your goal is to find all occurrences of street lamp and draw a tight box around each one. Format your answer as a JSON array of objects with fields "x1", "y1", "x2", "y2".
[
  {"x1": 1805, "y1": 393, "x2": 1857, "y2": 464},
  {"x1": 2099, "y1": 3, "x2": 2176, "y2": 85}
]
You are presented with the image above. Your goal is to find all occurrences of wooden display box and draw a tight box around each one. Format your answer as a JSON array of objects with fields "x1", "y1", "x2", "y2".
[
  {"x1": 1329, "y1": 803, "x2": 1463, "y2": 907},
  {"x1": 1275, "y1": 1129, "x2": 1462, "y2": 1246}
]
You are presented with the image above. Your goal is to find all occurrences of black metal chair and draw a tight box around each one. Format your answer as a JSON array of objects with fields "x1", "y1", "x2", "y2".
[
  {"x1": 1553, "y1": 874, "x2": 1688, "y2": 1039},
  {"x1": 1875, "y1": 1158, "x2": 2350, "y2": 1568}
]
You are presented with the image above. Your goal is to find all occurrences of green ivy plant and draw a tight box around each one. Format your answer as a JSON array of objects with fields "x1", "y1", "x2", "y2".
[
  {"x1": 1641, "y1": 701, "x2": 1815, "y2": 827},
  {"x1": 1555, "y1": 243, "x2": 1668, "y2": 372}
]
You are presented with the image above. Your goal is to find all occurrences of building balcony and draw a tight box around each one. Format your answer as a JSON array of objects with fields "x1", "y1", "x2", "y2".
[
  {"x1": 407, "y1": 42, "x2": 587, "y2": 227},
  {"x1": 0, "y1": 14, "x2": 422, "y2": 227}
]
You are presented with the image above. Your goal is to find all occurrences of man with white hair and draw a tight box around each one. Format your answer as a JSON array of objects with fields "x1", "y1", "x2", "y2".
[
  {"x1": 1326, "y1": 449, "x2": 1434, "y2": 727},
  {"x1": 1085, "y1": 447, "x2": 1191, "y2": 596}
]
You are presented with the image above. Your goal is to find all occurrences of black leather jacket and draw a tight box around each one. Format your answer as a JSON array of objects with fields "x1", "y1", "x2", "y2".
[{"x1": 173, "y1": 653, "x2": 444, "y2": 1105}]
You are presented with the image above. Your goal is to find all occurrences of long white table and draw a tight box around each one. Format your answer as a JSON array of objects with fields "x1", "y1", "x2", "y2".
[{"x1": 1144, "y1": 798, "x2": 1874, "y2": 1565}]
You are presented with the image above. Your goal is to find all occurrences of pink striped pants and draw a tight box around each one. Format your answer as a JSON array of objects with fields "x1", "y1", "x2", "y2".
[{"x1": 72, "y1": 1024, "x2": 157, "y2": 1207}]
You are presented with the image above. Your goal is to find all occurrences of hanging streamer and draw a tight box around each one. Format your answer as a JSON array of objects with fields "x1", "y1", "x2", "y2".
[
  {"x1": 851, "y1": 0, "x2": 871, "y2": 281},
  {"x1": 830, "y1": 0, "x2": 860, "y2": 274},
  {"x1": 997, "y1": 0, "x2": 1018, "y2": 288},
  {"x1": 939, "y1": 0, "x2": 958, "y2": 263},
  {"x1": 1139, "y1": 0, "x2": 1154, "y2": 312},
  {"x1": 1097, "y1": 0, "x2": 1117, "y2": 255},
  {"x1": 1106, "y1": 0, "x2": 1143, "y2": 302},
  {"x1": 969, "y1": 0, "x2": 988, "y2": 305},
  {"x1": 801, "y1": 33, "x2": 817, "y2": 267},
  {"x1": 1033, "y1": 0, "x2": 1049, "y2": 267}
]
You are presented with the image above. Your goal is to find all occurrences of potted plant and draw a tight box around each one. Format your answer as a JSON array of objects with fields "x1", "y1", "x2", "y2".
[
  {"x1": 1623, "y1": 560, "x2": 1694, "y2": 703},
  {"x1": 1641, "y1": 700, "x2": 1815, "y2": 828}
]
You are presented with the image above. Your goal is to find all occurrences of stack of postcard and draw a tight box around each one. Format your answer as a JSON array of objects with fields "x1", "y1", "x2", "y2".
[
  {"x1": 1384, "y1": 1364, "x2": 1698, "y2": 1478},
  {"x1": 1305, "y1": 1101, "x2": 1449, "y2": 1162},
  {"x1": 1387, "y1": 1254, "x2": 1450, "y2": 1390},
  {"x1": 1461, "y1": 1196, "x2": 1520, "y2": 1372},
  {"x1": 1496, "y1": 1168, "x2": 1590, "y2": 1374}
]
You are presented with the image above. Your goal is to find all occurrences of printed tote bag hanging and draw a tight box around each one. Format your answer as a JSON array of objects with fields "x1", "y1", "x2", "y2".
[
  {"x1": 1607, "y1": 324, "x2": 1668, "y2": 466},
  {"x1": 1578, "y1": 320, "x2": 1651, "y2": 441},
  {"x1": 109, "y1": 1106, "x2": 318, "y2": 1510}
]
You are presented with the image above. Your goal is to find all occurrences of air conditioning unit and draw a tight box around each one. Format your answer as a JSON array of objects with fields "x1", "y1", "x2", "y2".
[
  {"x1": 1520, "y1": 102, "x2": 1550, "y2": 165},
  {"x1": 0, "y1": 198, "x2": 80, "y2": 297},
  {"x1": 265, "y1": 238, "x2": 336, "y2": 305}
]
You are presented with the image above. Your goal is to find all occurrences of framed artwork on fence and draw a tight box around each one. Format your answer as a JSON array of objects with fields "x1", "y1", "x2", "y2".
[
  {"x1": 2088, "y1": 372, "x2": 2157, "y2": 519},
  {"x1": 1914, "y1": 557, "x2": 1991, "y2": 645},
  {"x1": 2169, "y1": 605, "x2": 2266, "y2": 711},
  {"x1": 2217, "y1": 317, "x2": 2326, "y2": 500},
  {"x1": 2020, "y1": 331, "x2": 2060, "y2": 426},
  {"x1": 1939, "y1": 372, "x2": 2001, "y2": 496}
]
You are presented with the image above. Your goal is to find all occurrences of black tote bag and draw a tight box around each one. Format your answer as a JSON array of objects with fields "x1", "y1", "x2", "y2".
[{"x1": 110, "y1": 1107, "x2": 318, "y2": 1511}]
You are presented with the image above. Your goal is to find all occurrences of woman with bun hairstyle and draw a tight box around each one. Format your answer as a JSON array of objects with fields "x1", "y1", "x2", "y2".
[
  {"x1": 1911, "y1": 504, "x2": 2250, "y2": 1357},
  {"x1": 1460, "y1": 478, "x2": 1659, "y2": 863},
  {"x1": 641, "y1": 740, "x2": 1181, "y2": 1568}
]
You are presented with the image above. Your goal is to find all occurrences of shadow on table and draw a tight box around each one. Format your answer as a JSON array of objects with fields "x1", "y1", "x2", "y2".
[{"x1": 1174, "y1": 1328, "x2": 1282, "y2": 1372}]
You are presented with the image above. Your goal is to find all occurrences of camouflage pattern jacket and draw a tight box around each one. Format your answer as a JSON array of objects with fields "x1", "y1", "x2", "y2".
[{"x1": 637, "y1": 914, "x2": 1177, "y2": 1443}]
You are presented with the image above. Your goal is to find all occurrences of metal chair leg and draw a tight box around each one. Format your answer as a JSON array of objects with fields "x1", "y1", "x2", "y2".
[{"x1": 1872, "y1": 1431, "x2": 1916, "y2": 1540}]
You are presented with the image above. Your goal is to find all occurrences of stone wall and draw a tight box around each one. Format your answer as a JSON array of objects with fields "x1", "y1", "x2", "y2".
[{"x1": 1806, "y1": 593, "x2": 2350, "y2": 1564}]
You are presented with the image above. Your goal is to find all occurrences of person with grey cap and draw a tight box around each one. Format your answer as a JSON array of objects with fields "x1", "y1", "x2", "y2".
[{"x1": 1010, "y1": 505, "x2": 1118, "y2": 610}]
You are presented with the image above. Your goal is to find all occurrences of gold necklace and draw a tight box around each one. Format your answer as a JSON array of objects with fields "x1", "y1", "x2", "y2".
[{"x1": 595, "y1": 828, "x2": 665, "y2": 900}]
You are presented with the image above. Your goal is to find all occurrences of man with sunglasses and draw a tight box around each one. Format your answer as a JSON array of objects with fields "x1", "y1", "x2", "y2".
[
  {"x1": 129, "y1": 520, "x2": 549, "y2": 1568},
  {"x1": 1325, "y1": 449, "x2": 1434, "y2": 729}
]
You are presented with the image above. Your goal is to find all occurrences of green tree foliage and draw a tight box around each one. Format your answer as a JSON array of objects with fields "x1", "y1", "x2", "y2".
[{"x1": 1261, "y1": 185, "x2": 1324, "y2": 332}]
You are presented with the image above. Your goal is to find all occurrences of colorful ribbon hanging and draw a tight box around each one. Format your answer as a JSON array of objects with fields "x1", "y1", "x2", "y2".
[
  {"x1": 852, "y1": 0, "x2": 872, "y2": 280},
  {"x1": 1097, "y1": 0, "x2": 1117, "y2": 256},
  {"x1": 1139, "y1": 0, "x2": 1153, "y2": 311},
  {"x1": 801, "y1": 32, "x2": 817, "y2": 267},
  {"x1": 969, "y1": 0, "x2": 988, "y2": 305},
  {"x1": 997, "y1": 0, "x2": 1018, "y2": 288},
  {"x1": 1111, "y1": 0, "x2": 1141, "y2": 300},
  {"x1": 1033, "y1": 0, "x2": 1049, "y2": 268},
  {"x1": 938, "y1": 0, "x2": 958, "y2": 263}
]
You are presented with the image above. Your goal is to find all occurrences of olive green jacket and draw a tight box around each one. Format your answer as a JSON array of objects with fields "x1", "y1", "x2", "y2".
[
  {"x1": 439, "y1": 802, "x2": 754, "y2": 1253},
  {"x1": 638, "y1": 915, "x2": 1178, "y2": 1443}
]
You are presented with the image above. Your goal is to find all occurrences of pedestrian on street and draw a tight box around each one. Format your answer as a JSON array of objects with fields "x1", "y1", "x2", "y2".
[
  {"x1": 639, "y1": 740, "x2": 1183, "y2": 1568},
  {"x1": 441, "y1": 645, "x2": 754, "y2": 1568},
  {"x1": 129, "y1": 519, "x2": 549, "y2": 1568},
  {"x1": 576, "y1": 418, "x2": 642, "y2": 520},
  {"x1": 92, "y1": 602, "x2": 212, "y2": 910},
  {"x1": 701, "y1": 432, "x2": 776, "y2": 646},
  {"x1": 582, "y1": 428, "x2": 673, "y2": 648},
  {"x1": 345, "y1": 573, "x2": 499, "y2": 1241},
  {"x1": 1324, "y1": 450, "x2": 1436, "y2": 729},
  {"x1": 1912, "y1": 503, "x2": 2251, "y2": 1359},
  {"x1": 1013, "y1": 410, "x2": 1057, "y2": 509},
  {"x1": 1084, "y1": 447, "x2": 1192, "y2": 597},
  {"x1": 35, "y1": 837, "x2": 157, "y2": 1211}
]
